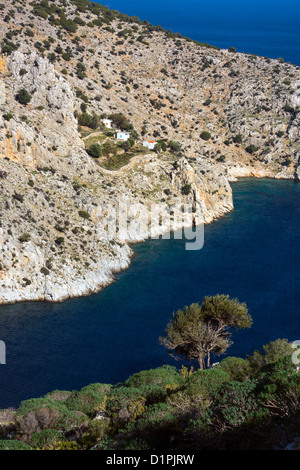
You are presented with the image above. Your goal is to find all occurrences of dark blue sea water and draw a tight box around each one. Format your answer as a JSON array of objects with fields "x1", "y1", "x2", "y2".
[
  {"x1": 104, "y1": 0, "x2": 300, "y2": 65},
  {"x1": 0, "y1": 178, "x2": 299, "y2": 409}
]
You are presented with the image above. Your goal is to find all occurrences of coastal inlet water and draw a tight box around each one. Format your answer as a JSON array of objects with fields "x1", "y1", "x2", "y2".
[
  {"x1": 105, "y1": 0, "x2": 300, "y2": 66},
  {"x1": 0, "y1": 178, "x2": 299, "y2": 409}
]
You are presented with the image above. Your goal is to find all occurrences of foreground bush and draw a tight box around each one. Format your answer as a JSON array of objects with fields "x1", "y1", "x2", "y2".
[
  {"x1": 1, "y1": 339, "x2": 299, "y2": 450},
  {"x1": 0, "y1": 440, "x2": 32, "y2": 450},
  {"x1": 65, "y1": 383, "x2": 111, "y2": 417}
]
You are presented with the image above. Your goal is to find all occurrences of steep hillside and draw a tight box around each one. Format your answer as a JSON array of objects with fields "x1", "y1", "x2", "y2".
[{"x1": 0, "y1": 0, "x2": 299, "y2": 304}]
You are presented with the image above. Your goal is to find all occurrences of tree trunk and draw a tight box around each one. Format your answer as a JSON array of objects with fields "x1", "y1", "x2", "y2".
[
  {"x1": 198, "y1": 353, "x2": 205, "y2": 370},
  {"x1": 207, "y1": 351, "x2": 211, "y2": 369}
]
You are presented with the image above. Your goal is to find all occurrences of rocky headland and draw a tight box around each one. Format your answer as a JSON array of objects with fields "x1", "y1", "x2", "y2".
[{"x1": 0, "y1": 0, "x2": 299, "y2": 304}]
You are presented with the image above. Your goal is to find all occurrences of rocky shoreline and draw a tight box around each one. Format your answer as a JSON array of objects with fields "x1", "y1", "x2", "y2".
[{"x1": 0, "y1": 0, "x2": 299, "y2": 305}]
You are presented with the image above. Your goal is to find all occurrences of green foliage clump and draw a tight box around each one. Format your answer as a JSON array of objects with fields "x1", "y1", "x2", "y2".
[
  {"x1": 219, "y1": 357, "x2": 252, "y2": 381},
  {"x1": 65, "y1": 383, "x2": 111, "y2": 417},
  {"x1": 78, "y1": 210, "x2": 91, "y2": 220},
  {"x1": 168, "y1": 140, "x2": 181, "y2": 152},
  {"x1": 87, "y1": 143, "x2": 102, "y2": 158},
  {"x1": 182, "y1": 184, "x2": 192, "y2": 195},
  {"x1": 126, "y1": 365, "x2": 184, "y2": 390},
  {"x1": 59, "y1": 17, "x2": 78, "y2": 33},
  {"x1": 3, "y1": 112, "x2": 13, "y2": 122},
  {"x1": 233, "y1": 134, "x2": 243, "y2": 143},
  {"x1": 1, "y1": 39, "x2": 19, "y2": 55},
  {"x1": 160, "y1": 295, "x2": 252, "y2": 369},
  {"x1": 77, "y1": 113, "x2": 99, "y2": 129},
  {"x1": 19, "y1": 233, "x2": 31, "y2": 242},
  {"x1": 15, "y1": 89, "x2": 32, "y2": 105},
  {"x1": 125, "y1": 366, "x2": 185, "y2": 405},
  {"x1": 0, "y1": 440, "x2": 32, "y2": 450},
  {"x1": 16, "y1": 397, "x2": 88, "y2": 435},
  {"x1": 108, "y1": 113, "x2": 132, "y2": 131},
  {"x1": 106, "y1": 387, "x2": 146, "y2": 421},
  {"x1": 29, "y1": 429, "x2": 63, "y2": 449},
  {"x1": 245, "y1": 144, "x2": 259, "y2": 154},
  {"x1": 200, "y1": 131, "x2": 211, "y2": 141},
  {"x1": 54, "y1": 237, "x2": 64, "y2": 246},
  {"x1": 188, "y1": 368, "x2": 230, "y2": 398},
  {"x1": 215, "y1": 380, "x2": 258, "y2": 427}
]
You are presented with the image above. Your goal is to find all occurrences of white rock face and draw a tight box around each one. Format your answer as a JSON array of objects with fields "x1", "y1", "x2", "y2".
[
  {"x1": 0, "y1": 81, "x2": 5, "y2": 105},
  {"x1": 0, "y1": 51, "x2": 87, "y2": 174}
]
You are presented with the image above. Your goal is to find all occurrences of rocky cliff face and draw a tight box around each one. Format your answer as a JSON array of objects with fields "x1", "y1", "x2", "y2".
[{"x1": 0, "y1": 0, "x2": 299, "y2": 304}]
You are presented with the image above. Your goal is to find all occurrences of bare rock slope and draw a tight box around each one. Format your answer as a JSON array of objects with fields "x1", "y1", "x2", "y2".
[{"x1": 0, "y1": 0, "x2": 299, "y2": 304}]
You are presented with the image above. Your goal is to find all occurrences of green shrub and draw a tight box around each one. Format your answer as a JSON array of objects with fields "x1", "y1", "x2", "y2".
[
  {"x1": 215, "y1": 380, "x2": 258, "y2": 427},
  {"x1": 19, "y1": 233, "x2": 31, "y2": 242},
  {"x1": 188, "y1": 368, "x2": 230, "y2": 397},
  {"x1": 106, "y1": 387, "x2": 146, "y2": 420},
  {"x1": 78, "y1": 210, "x2": 91, "y2": 220},
  {"x1": 87, "y1": 143, "x2": 102, "y2": 158},
  {"x1": 219, "y1": 357, "x2": 252, "y2": 381},
  {"x1": 1, "y1": 40, "x2": 19, "y2": 55},
  {"x1": 15, "y1": 89, "x2": 32, "y2": 105},
  {"x1": 16, "y1": 397, "x2": 88, "y2": 434},
  {"x1": 245, "y1": 144, "x2": 259, "y2": 154},
  {"x1": 200, "y1": 131, "x2": 211, "y2": 141},
  {"x1": 59, "y1": 17, "x2": 78, "y2": 33},
  {"x1": 44, "y1": 390, "x2": 71, "y2": 402},
  {"x1": 29, "y1": 429, "x2": 63, "y2": 449},
  {"x1": 78, "y1": 113, "x2": 99, "y2": 129},
  {"x1": 168, "y1": 140, "x2": 181, "y2": 152},
  {"x1": 126, "y1": 366, "x2": 184, "y2": 389},
  {"x1": 130, "y1": 402, "x2": 178, "y2": 439},
  {"x1": 0, "y1": 440, "x2": 32, "y2": 450},
  {"x1": 3, "y1": 112, "x2": 13, "y2": 121},
  {"x1": 34, "y1": 7, "x2": 48, "y2": 19},
  {"x1": 74, "y1": 16, "x2": 86, "y2": 26},
  {"x1": 182, "y1": 184, "x2": 192, "y2": 195},
  {"x1": 54, "y1": 237, "x2": 64, "y2": 245},
  {"x1": 65, "y1": 383, "x2": 111, "y2": 417},
  {"x1": 157, "y1": 140, "x2": 167, "y2": 151},
  {"x1": 233, "y1": 134, "x2": 243, "y2": 144},
  {"x1": 80, "y1": 419, "x2": 109, "y2": 449}
]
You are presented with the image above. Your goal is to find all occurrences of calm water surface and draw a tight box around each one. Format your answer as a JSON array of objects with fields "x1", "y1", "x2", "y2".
[
  {"x1": 0, "y1": 178, "x2": 299, "y2": 408},
  {"x1": 105, "y1": 0, "x2": 300, "y2": 65}
]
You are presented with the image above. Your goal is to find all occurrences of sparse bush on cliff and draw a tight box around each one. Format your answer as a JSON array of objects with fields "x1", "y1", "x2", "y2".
[
  {"x1": 200, "y1": 131, "x2": 211, "y2": 141},
  {"x1": 15, "y1": 89, "x2": 32, "y2": 105},
  {"x1": 182, "y1": 183, "x2": 192, "y2": 195},
  {"x1": 19, "y1": 233, "x2": 31, "y2": 242},
  {"x1": 245, "y1": 144, "x2": 259, "y2": 154},
  {"x1": 168, "y1": 140, "x2": 181, "y2": 152},
  {"x1": 233, "y1": 134, "x2": 243, "y2": 144},
  {"x1": 54, "y1": 237, "x2": 64, "y2": 246},
  {"x1": 78, "y1": 210, "x2": 91, "y2": 219},
  {"x1": 3, "y1": 112, "x2": 13, "y2": 121}
]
